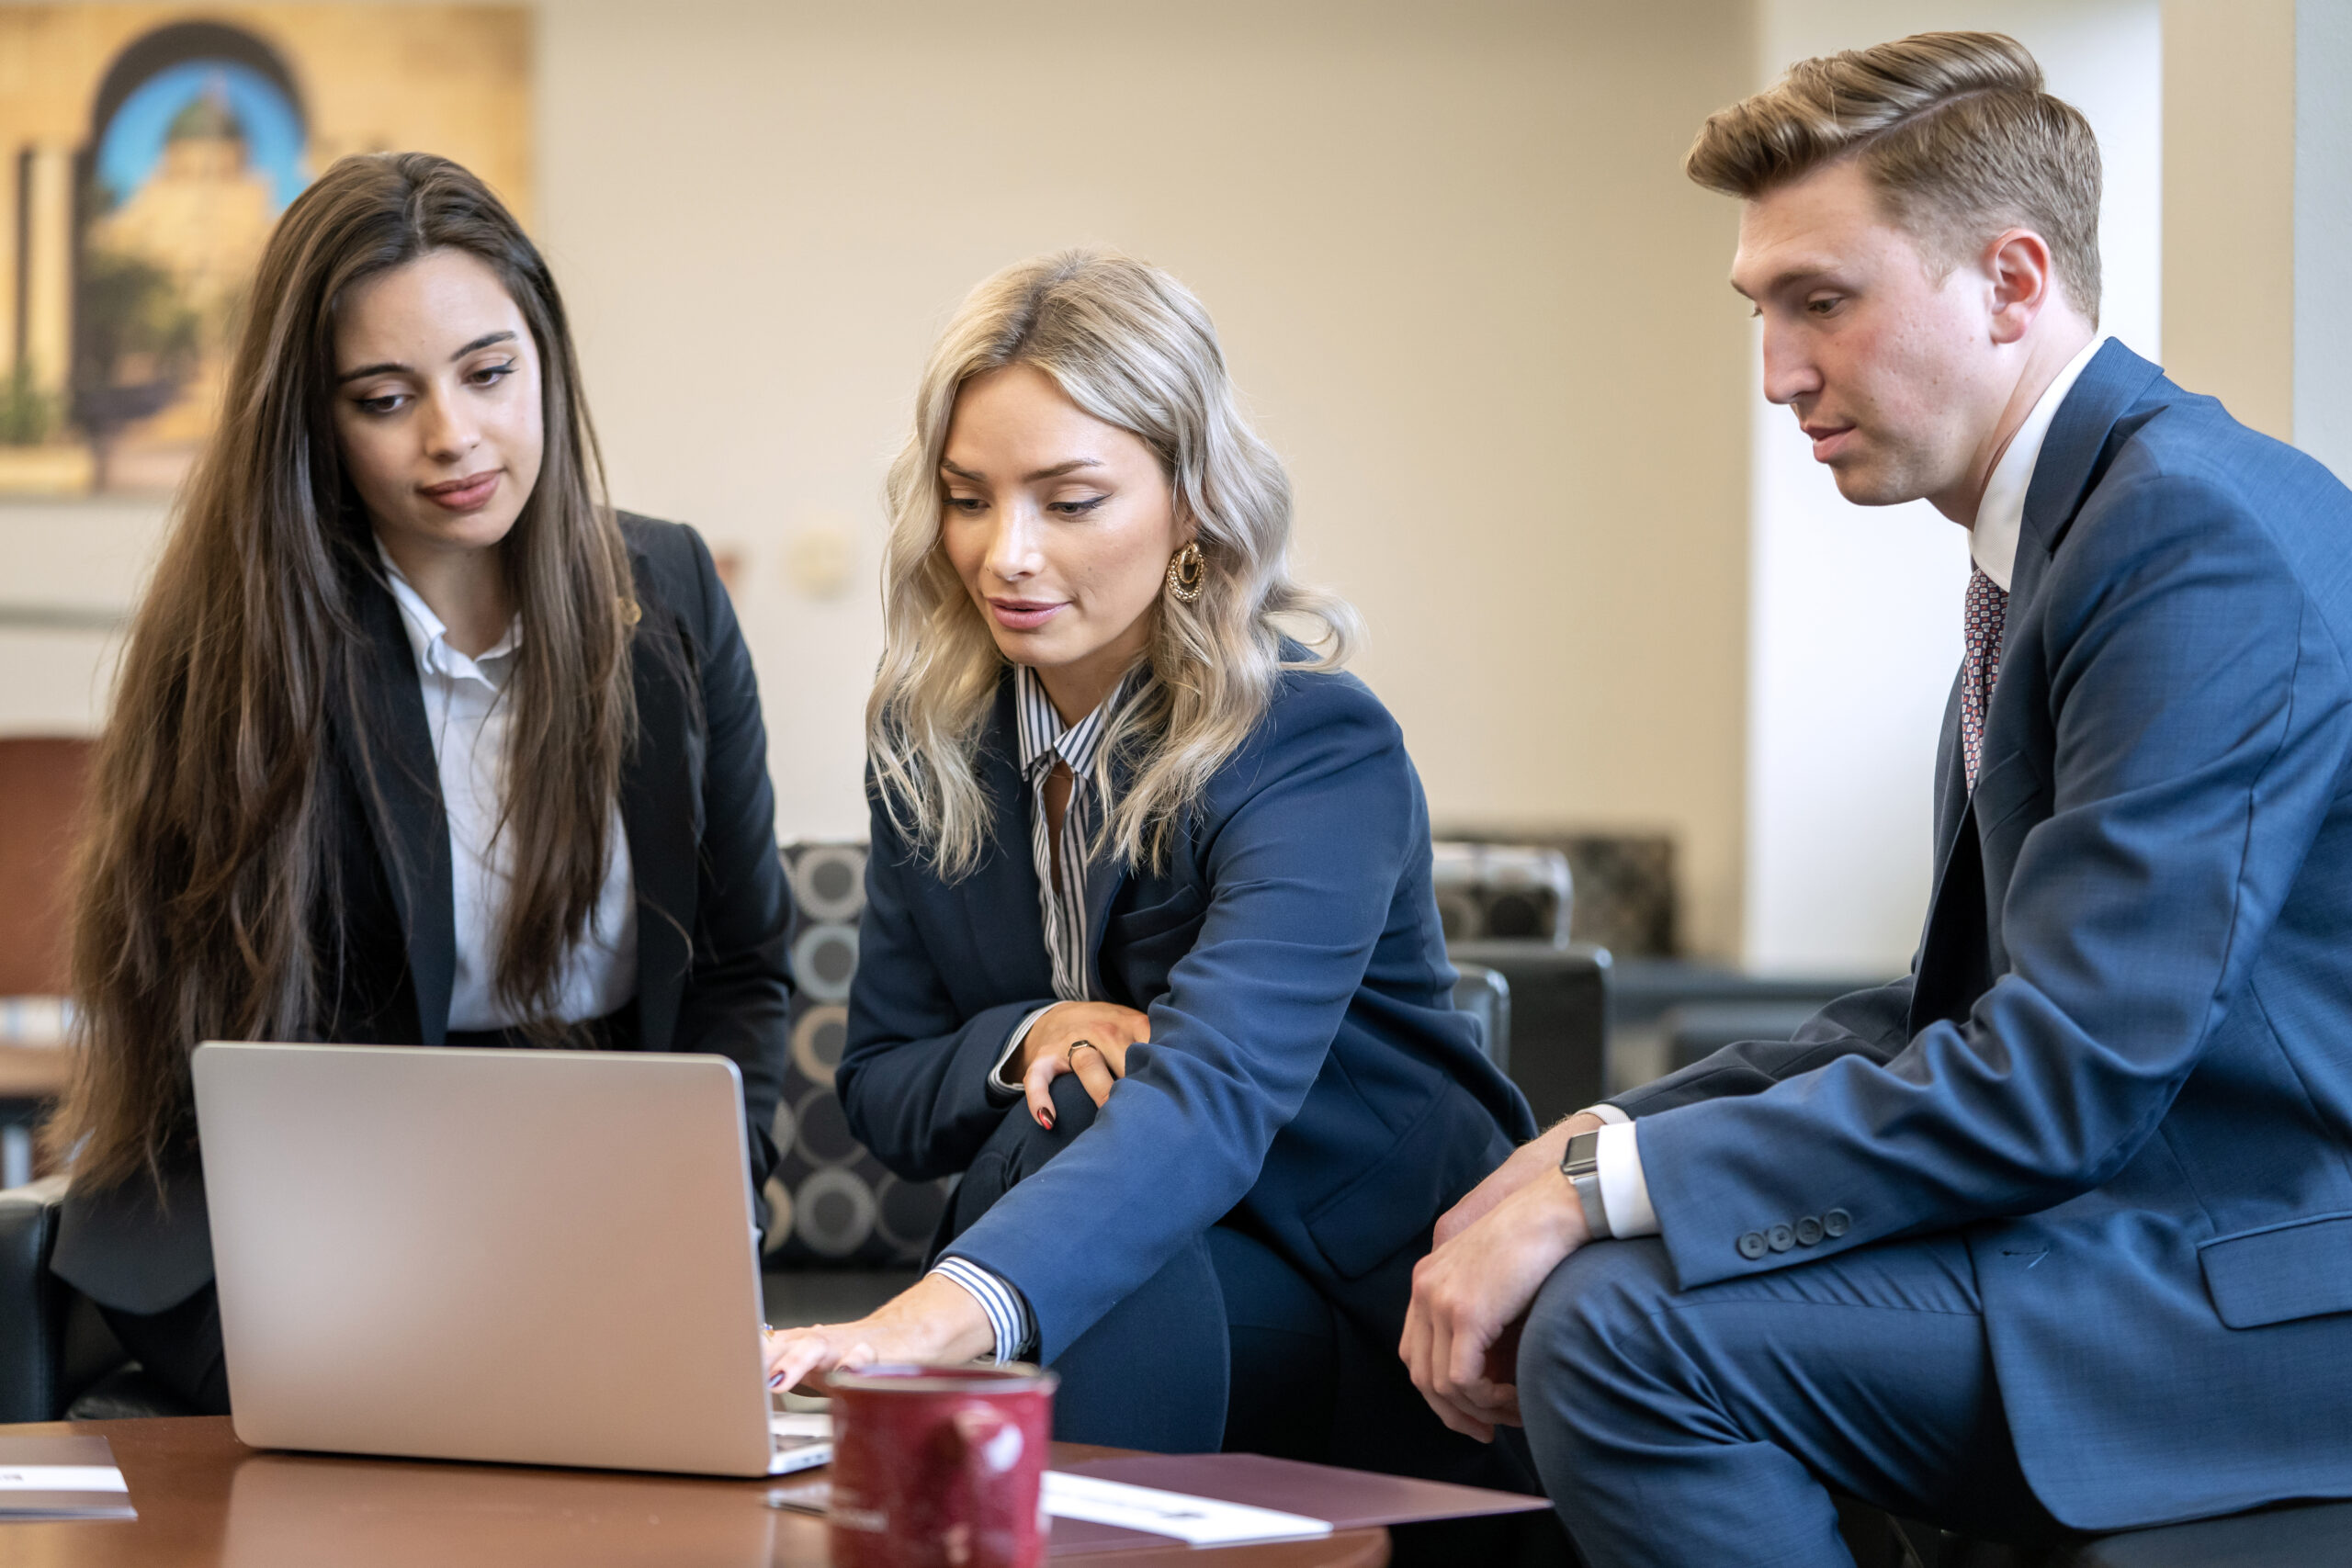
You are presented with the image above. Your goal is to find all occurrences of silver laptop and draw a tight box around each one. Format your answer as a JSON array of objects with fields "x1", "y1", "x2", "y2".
[{"x1": 192, "y1": 1041, "x2": 830, "y2": 1478}]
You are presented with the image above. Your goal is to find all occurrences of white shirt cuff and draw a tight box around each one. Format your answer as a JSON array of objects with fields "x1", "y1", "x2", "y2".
[
  {"x1": 988, "y1": 1005, "x2": 1061, "y2": 1100},
  {"x1": 929, "y1": 1258, "x2": 1039, "y2": 1363},
  {"x1": 1573, "y1": 1104, "x2": 1657, "y2": 1238},
  {"x1": 1595, "y1": 1120, "x2": 1658, "y2": 1238}
]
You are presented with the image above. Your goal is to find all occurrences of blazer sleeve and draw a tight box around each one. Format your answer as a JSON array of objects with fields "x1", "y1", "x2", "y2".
[
  {"x1": 835, "y1": 788, "x2": 1058, "y2": 1182},
  {"x1": 1609, "y1": 972, "x2": 1918, "y2": 1118},
  {"x1": 936, "y1": 690, "x2": 1419, "y2": 1361},
  {"x1": 669, "y1": 528, "x2": 793, "y2": 1190},
  {"x1": 1636, "y1": 472, "x2": 2350, "y2": 1292}
]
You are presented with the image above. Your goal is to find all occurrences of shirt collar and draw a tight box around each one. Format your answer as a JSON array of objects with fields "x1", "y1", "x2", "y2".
[
  {"x1": 375, "y1": 538, "x2": 522, "y2": 682},
  {"x1": 1013, "y1": 662, "x2": 1147, "y2": 779},
  {"x1": 1971, "y1": 334, "x2": 2108, "y2": 592}
]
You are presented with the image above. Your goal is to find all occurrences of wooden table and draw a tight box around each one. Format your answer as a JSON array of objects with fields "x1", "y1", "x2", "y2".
[{"x1": 0, "y1": 1417, "x2": 1389, "y2": 1567}]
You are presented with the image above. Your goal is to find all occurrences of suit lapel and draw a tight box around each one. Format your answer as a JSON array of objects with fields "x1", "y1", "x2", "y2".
[
  {"x1": 1908, "y1": 340, "x2": 2167, "y2": 1035},
  {"x1": 962, "y1": 677, "x2": 1055, "y2": 996},
  {"x1": 623, "y1": 549, "x2": 699, "y2": 1054},
  {"x1": 1908, "y1": 669, "x2": 1981, "y2": 1038},
  {"x1": 1081, "y1": 748, "x2": 1136, "y2": 1000},
  {"x1": 2005, "y1": 339, "x2": 2167, "y2": 645},
  {"x1": 340, "y1": 565, "x2": 455, "y2": 1043}
]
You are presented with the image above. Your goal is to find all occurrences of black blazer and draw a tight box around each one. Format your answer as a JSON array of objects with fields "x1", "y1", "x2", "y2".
[{"x1": 52, "y1": 514, "x2": 792, "y2": 1315}]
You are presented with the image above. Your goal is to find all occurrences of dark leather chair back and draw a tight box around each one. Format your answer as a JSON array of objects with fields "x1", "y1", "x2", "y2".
[
  {"x1": 0, "y1": 1179, "x2": 68, "y2": 1421},
  {"x1": 1451, "y1": 964, "x2": 1511, "y2": 1073},
  {"x1": 0, "y1": 1179, "x2": 194, "y2": 1422}
]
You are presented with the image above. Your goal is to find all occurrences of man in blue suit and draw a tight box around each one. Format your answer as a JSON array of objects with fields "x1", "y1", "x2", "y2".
[{"x1": 1403, "y1": 30, "x2": 2352, "y2": 1564}]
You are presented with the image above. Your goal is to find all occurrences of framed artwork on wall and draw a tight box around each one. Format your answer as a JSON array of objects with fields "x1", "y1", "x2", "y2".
[{"x1": 0, "y1": 5, "x2": 532, "y2": 499}]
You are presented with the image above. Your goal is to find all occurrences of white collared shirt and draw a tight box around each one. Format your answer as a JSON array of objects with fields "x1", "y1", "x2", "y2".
[
  {"x1": 1586, "y1": 336, "x2": 2112, "y2": 1243},
  {"x1": 377, "y1": 547, "x2": 639, "y2": 1032},
  {"x1": 1968, "y1": 335, "x2": 2107, "y2": 591}
]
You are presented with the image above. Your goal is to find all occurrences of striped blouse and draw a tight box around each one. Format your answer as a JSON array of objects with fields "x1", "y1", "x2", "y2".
[{"x1": 931, "y1": 662, "x2": 1148, "y2": 1363}]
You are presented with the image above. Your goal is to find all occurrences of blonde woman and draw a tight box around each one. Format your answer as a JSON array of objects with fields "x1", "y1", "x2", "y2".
[{"x1": 764, "y1": 252, "x2": 1535, "y2": 1481}]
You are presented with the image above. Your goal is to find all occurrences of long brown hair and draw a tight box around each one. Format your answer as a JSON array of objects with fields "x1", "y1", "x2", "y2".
[{"x1": 49, "y1": 152, "x2": 638, "y2": 1191}]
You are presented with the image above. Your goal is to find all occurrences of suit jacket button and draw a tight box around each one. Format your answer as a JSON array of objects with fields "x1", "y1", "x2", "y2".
[
  {"x1": 1737, "y1": 1231, "x2": 1768, "y2": 1260},
  {"x1": 1823, "y1": 1209, "x2": 1851, "y2": 1238},
  {"x1": 1794, "y1": 1215, "x2": 1824, "y2": 1247},
  {"x1": 1768, "y1": 1224, "x2": 1795, "y2": 1252}
]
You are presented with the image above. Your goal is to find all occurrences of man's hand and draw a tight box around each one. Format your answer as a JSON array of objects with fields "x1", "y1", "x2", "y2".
[
  {"x1": 1434, "y1": 1111, "x2": 1601, "y2": 1246},
  {"x1": 763, "y1": 1271, "x2": 998, "y2": 1393},
  {"x1": 1014, "y1": 1001, "x2": 1151, "y2": 1125},
  {"x1": 1402, "y1": 1146, "x2": 1591, "y2": 1441}
]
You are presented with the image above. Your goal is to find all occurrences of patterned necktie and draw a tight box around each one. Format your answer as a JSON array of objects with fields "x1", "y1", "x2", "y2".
[{"x1": 1962, "y1": 566, "x2": 2008, "y2": 792}]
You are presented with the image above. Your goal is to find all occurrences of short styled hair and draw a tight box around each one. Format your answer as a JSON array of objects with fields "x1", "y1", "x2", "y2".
[{"x1": 1687, "y1": 30, "x2": 2102, "y2": 321}]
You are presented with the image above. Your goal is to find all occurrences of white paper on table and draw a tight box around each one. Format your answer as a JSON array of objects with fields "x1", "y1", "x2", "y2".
[
  {"x1": 0, "y1": 1466, "x2": 129, "y2": 1493},
  {"x1": 1042, "y1": 1471, "x2": 1331, "y2": 1546}
]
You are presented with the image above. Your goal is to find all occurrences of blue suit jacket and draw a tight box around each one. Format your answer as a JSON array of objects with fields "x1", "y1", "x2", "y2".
[
  {"x1": 838, "y1": 665, "x2": 1536, "y2": 1361},
  {"x1": 1613, "y1": 342, "x2": 2352, "y2": 1530}
]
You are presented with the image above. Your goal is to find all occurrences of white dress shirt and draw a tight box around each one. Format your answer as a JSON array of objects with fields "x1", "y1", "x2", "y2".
[
  {"x1": 379, "y1": 548, "x2": 639, "y2": 1032},
  {"x1": 1584, "y1": 335, "x2": 2111, "y2": 1242}
]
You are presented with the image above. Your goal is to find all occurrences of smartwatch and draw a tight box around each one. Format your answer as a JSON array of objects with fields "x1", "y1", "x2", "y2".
[{"x1": 1561, "y1": 1129, "x2": 1612, "y2": 1241}]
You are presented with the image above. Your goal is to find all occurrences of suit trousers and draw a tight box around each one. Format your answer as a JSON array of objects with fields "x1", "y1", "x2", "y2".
[
  {"x1": 1518, "y1": 1231, "x2": 2069, "y2": 1568},
  {"x1": 935, "y1": 1074, "x2": 1339, "y2": 1455}
]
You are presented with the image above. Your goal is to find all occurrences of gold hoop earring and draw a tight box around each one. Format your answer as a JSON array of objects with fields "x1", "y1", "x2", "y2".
[{"x1": 1166, "y1": 541, "x2": 1205, "y2": 604}]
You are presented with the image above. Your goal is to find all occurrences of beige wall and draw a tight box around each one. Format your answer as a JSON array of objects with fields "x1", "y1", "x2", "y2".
[
  {"x1": 2162, "y1": 0, "x2": 2297, "y2": 442},
  {"x1": 1743, "y1": 0, "x2": 2165, "y2": 976},
  {"x1": 0, "y1": 0, "x2": 1758, "y2": 954},
  {"x1": 538, "y1": 0, "x2": 1758, "y2": 953}
]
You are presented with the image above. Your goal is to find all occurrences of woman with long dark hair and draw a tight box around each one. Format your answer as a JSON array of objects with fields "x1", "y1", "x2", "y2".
[{"x1": 45, "y1": 152, "x2": 790, "y2": 1413}]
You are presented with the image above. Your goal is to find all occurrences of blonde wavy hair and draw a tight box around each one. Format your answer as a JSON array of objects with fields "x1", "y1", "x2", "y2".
[{"x1": 868, "y1": 249, "x2": 1360, "y2": 879}]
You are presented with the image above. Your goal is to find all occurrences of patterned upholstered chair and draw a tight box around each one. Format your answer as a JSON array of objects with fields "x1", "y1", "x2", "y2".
[{"x1": 759, "y1": 844, "x2": 936, "y2": 1326}]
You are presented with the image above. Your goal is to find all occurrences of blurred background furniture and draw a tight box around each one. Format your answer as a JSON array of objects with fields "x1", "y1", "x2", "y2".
[
  {"x1": 1450, "y1": 962, "x2": 1510, "y2": 1077},
  {"x1": 1432, "y1": 838, "x2": 1611, "y2": 1123},
  {"x1": 0, "y1": 738, "x2": 89, "y2": 1189},
  {"x1": 1437, "y1": 829, "x2": 1675, "y2": 958}
]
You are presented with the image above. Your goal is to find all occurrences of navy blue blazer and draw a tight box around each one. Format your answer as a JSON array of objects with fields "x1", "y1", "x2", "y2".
[
  {"x1": 52, "y1": 515, "x2": 792, "y2": 1316},
  {"x1": 1612, "y1": 342, "x2": 2352, "y2": 1530},
  {"x1": 839, "y1": 665, "x2": 1535, "y2": 1362}
]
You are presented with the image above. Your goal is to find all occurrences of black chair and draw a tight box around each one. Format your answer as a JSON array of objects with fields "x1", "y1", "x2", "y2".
[
  {"x1": 1451, "y1": 962, "x2": 1511, "y2": 1073},
  {"x1": 1859, "y1": 1503, "x2": 2352, "y2": 1568},
  {"x1": 0, "y1": 1179, "x2": 190, "y2": 1421},
  {"x1": 1446, "y1": 940, "x2": 1611, "y2": 1124}
]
